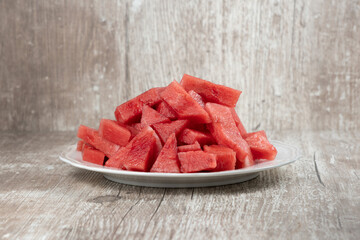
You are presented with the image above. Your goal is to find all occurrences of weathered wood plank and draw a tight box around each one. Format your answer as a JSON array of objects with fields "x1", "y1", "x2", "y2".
[
  {"x1": 0, "y1": 131, "x2": 359, "y2": 239},
  {"x1": 0, "y1": 0, "x2": 359, "y2": 131}
]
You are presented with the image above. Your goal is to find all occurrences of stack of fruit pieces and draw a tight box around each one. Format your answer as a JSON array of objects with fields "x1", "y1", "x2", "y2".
[{"x1": 76, "y1": 74, "x2": 277, "y2": 173}]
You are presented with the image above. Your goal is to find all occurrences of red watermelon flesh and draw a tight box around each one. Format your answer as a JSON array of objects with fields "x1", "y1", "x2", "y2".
[
  {"x1": 188, "y1": 90, "x2": 205, "y2": 108},
  {"x1": 82, "y1": 144, "x2": 105, "y2": 165},
  {"x1": 76, "y1": 140, "x2": 84, "y2": 151},
  {"x1": 114, "y1": 87, "x2": 163, "y2": 123},
  {"x1": 152, "y1": 120, "x2": 188, "y2": 144},
  {"x1": 205, "y1": 103, "x2": 254, "y2": 168},
  {"x1": 178, "y1": 151, "x2": 217, "y2": 173},
  {"x1": 77, "y1": 125, "x2": 120, "y2": 158},
  {"x1": 160, "y1": 81, "x2": 211, "y2": 124},
  {"x1": 122, "y1": 124, "x2": 141, "y2": 139},
  {"x1": 180, "y1": 74, "x2": 241, "y2": 107},
  {"x1": 156, "y1": 101, "x2": 177, "y2": 120},
  {"x1": 178, "y1": 128, "x2": 215, "y2": 146},
  {"x1": 178, "y1": 141, "x2": 201, "y2": 152},
  {"x1": 244, "y1": 130, "x2": 267, "y2": 139},
  {"x1": 203, "y1": 145, "x2": 236, "y2": 171},
  {"x1": 99, "y1": 119, "x2": 131, "y2": 146},
  {"x1": 230, "y1": 108, "x2": 247, "y2": 137},
  {"x1": 187, "y1": 123, "x2": 207, "y2": 132},
  {"x1": 105, "y1": 126, "x2": 158, "y2": 171},
  {"x1": 131, "y1": 123, "x2": 146, "y2": 132},
  {"x1": 244, "y1": 131, "x2": 277, "y2": 160},
  {"x1": 141, "y1": 105, "x2": 170, "y2": 126},
  {"x1": 150, "y1": 133, "x2": 180, "y2": 173}
]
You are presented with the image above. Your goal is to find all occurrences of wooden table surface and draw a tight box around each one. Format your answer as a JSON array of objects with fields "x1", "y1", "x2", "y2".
[{"x1": 1, "y1": 130, "x2": 359, "y2": 239}]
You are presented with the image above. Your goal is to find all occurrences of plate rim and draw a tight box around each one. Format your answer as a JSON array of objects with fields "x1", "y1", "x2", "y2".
[{"x1": 59, "y1": 140, "x2": 301, "y2": 178}]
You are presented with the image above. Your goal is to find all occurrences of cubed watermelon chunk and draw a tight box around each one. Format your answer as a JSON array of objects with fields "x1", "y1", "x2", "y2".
[
  {"x1": 76, "y1": 140, "x2": 84, "y2": 151},
  {"x1": 188, "y1": 90, "x2": 205, "y2": 108},
  {"x1": 178, "y1": 151, "x2": 217, "y2": 173},
  {"x1": 150, "y1": 133, "x2": 180, "y2": 173},
  {"x1": 77, "y1": 125, "x2": 120, "y2": 157},
  {"x1": 141, "y1": 105, "x2": 170, "y2": 126},
  {"x1": 205, "y1": 103, "x2": 254, "y2": 168},
  {"x1": 152, "y1": 120, "x2": 188, "y2": 144},
  {"x1": 122, "y1": 124, "x2": 141, "y2": 139},
  {"x1": 160, "y1": 81, "x2": 211, "y2": 124},
  {"x1": 131, "y1": 122, "x2": 145, "y2": 132},
  {"x1": 203, "y1": 145, "x2": 236, "y2": 171},
  {"x1": 178, "y1": 141, "x2": 201, "y2": 152},
  {"x1": 82, "y1": 144, "x2": 105, "y2": 165},
  {"x1": 244, "y1": 130, "x2": 267, "y2": 139},
  {"x1": 230, "y1": 108, "x2": 247, "y2": 137},
  {"x1": 114, "y1": 87, "x2": 163, "y2": 123},
  {"x1": 180, "y1": 74, "x2": 241, "y2": 107},
  {"x1": 99, "y1": 119, "x2": 131, "y2": 146},
  {"x1": 105, "y1": 126, "x2": 158, "y2": 171},
  {"x1": 156, "y1": 101, "x2": 177, "y2": 120},
  {"x1": 244, "y1": 130, "x2": 277, "y2": 160},
  {"x1": 178, "y1": 128, "x2": 215, "y2": 146}
]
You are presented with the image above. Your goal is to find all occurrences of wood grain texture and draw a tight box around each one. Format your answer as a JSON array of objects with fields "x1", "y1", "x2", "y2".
[
  {"x1": 0, "y1": 0, "x2": 359, "y2": 131},
  {"x1": 0, "y1": 131, "x2": 359, "y2": 239}
]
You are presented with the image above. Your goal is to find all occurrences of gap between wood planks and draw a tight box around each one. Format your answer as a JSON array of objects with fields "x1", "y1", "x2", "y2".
[{"x1": 313, "y1": 151, "x2": 325, "y2": 187}]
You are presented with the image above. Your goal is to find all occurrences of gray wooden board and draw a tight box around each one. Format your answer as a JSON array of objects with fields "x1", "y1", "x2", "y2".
[
  {"x1": 0, "y1": 131, "x2": 359, "y2": 239},
  {"x1": 0, "y1": 0, "x2": 359, "y2": 132}
]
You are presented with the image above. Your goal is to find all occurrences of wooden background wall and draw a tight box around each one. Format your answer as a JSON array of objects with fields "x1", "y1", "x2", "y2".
[{"x1": 1, "y1": 0, "x2": 359, "y2": 132}]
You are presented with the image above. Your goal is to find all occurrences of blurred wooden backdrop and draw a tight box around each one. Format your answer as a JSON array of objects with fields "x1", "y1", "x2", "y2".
[{"x1": 0, "y1": 0, "x2": 359, "y2": 132}]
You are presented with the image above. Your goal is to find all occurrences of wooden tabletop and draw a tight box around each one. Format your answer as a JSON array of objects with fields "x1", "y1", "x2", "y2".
[{"x1": 1, "y1": 130, "x2": 359, "y2": 239}]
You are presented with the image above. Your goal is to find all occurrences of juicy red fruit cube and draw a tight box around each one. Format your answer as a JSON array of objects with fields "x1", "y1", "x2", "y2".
[
  {"x1": 151, "y1": 133, "x2": 180, "y2": 173},
  {"x1": 114, "y1": 87, "x2": 163, "y2": 123},
  {"x1": 160, "y1": 81, "x2": 211, "y2": 124},
  {"x1": 82, "y1": 144, "x2": 105, "y2": 165},
  {"x1": 178, "y1": 128, "x2": 215, "y2": 146},
  {"x1": 105, "y1": 126, "x2": 160, "y2": 171},
  {"x1": 178, "y1": 141, "x2": 201, "y2": 152},
  {"x1": 178, "y1": 151, "x2": 217, "y2": 173},
  {"x1": 205, "y1": 103, "x2": 254, "y2": 168},
  {"x1": 203, "y1": 145, "x2": 236, "y2": 171},
  {"x1": 244, "y1": 131, "x2": 277, "y2": 160},
  {"x1": 181, "y1": 74, "x2": 241, "y2": 107},
  {"x1": 141, "y1": 105, "x2": 170, "y2": 126},
  {"x1": 99, "y1": 119, "x2": 131, "y2": 146},
  {"x1": 77, "y1": 125, "x2": 120, "y2": 158}
]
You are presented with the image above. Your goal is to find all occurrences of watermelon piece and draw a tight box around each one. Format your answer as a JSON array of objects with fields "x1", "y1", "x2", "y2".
[
  {"x1": 178, "y1": 128, "x2": 215, "y2": 146},
  {"x1": 244, "y1": 131, "x2": 277, "y2": 160},
  {"x1": 188, "y1": 90, "x2": 205, "y2": 108},
  {"x1": 152, "y1": 120, "x2": 188, "y2": 144},
  {"x1": 180, "y1": 74, "x2": 241, "y2": 107},
  {"x1": 178, "y1": 141, "x2": 201, "y2": 152},
  {"x1": 99, "y1": 119, "x2": 131, "y2": 146},
  {"x1": 141, "y1": 105, "x2": 170, "y2": 126},
  {"x1": 122, "y1": 124, "x2": 141, "y2": 139},
  {"x1": 205, "y1": 103, "x2": 254, "y2": 168},
  {"x1": 244, "y1": 130, "x2": 267, "y2": 139},
  {"x1": 76, "y1": 140, "x2": 84, "y2": 151},
  {"x1": 150, "y1": 133, "x2": 180, "y2": 173},
  {"x1": 160, "y1": 81, "x2": 211, "y2": 124},
  {"x1": 230, "y1": 108, "x2": 247, "y2": 137},
  {"x1": 105, "y1": 126, "x2": 158, "y2": 171},
  {"x1": 156, "y1": 101, "x2": 177, "y2": 120},
  {"x1": 114, "y1": 87, "x2": 163, "y2": 123},
  {"x1": 82, "y1": 144, "x2": 105, "y2": 165},
  {"x1": 131, "y1": 123, "x2": 145, "y2": 132},
  {"x1": 203, "y1": 145, "x2": 236, "y2": 171},
  {"x1": 77, "y1": 125, "x2": 120, "y2": 158},
  {"x1": 178, "y1": 151, "x2": 217, "y2": 173}
]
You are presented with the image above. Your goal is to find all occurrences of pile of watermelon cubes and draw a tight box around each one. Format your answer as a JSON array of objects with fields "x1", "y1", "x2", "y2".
[{"x1": 76, "y1": 74, "x2": 277, "y2": 173}]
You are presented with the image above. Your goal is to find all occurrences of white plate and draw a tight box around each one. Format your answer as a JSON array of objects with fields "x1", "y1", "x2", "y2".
[{"x1": 59, "y1": 140, "x2": 300, "y2": 188}]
